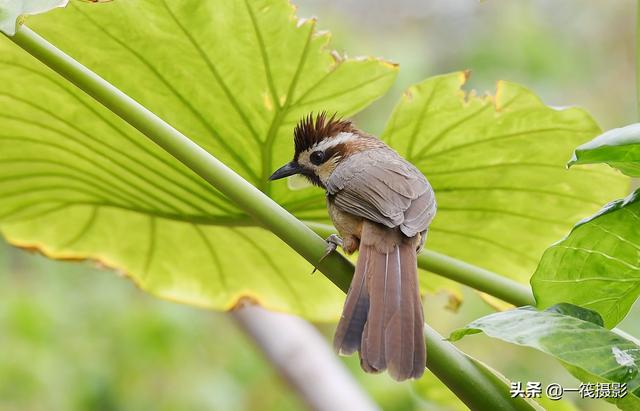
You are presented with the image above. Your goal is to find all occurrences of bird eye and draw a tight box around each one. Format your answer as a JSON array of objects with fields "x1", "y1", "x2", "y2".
[{"x1": 310, "y1": 151, "x2": 325, "y2": 165}]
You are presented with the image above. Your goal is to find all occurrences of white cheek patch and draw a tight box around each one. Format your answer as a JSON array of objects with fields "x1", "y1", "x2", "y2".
[{"x1": 311, "y1": 132, "x2": 356, "y2": 153}]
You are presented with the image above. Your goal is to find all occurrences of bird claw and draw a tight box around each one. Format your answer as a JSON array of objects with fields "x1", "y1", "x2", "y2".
[
  {"x1": 323, "y1": 234, "x2": 343, "y2": 258},
  {"x1": 311, "y1": 234, "x2": 343, "y2": 274}
]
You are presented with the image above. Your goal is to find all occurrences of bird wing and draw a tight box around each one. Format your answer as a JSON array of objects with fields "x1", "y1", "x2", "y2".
[{"x1": 326, "y1": 149, "x2": 436, "y2": 238}]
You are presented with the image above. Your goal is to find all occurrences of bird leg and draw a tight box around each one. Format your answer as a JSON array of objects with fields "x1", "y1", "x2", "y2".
[
  {"x1": 323, "y1": 234, "x2": 343, "y2": 258},
  {"x1": 311, "y1": 234, "x2": 343, "y2": 274}
]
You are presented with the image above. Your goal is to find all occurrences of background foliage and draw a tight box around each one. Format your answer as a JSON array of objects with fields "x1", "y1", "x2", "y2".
[{"x1": 3, "y1": 0, "x2": 640, "y2": 407}]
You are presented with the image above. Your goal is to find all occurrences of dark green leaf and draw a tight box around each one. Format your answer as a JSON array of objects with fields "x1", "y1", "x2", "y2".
[
  {"x1": 545, "y1": 303, "x2": 604, "y2": 327},
  {"x1": 531, "y1": 189, "x2": 640, "y2": 328},
  {"x1": 450, "y1": 307, "x2": 640, "y2": 410}
]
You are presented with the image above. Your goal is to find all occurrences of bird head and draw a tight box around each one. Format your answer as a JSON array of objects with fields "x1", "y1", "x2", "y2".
[{"x1": 269, "y1": 112, "x2": 382, "y2": 188}]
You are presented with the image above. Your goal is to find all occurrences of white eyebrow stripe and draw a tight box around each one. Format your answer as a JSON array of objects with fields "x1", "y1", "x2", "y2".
[{"x1": 311, "y1": 132, "x2": 356, "y2": 152}]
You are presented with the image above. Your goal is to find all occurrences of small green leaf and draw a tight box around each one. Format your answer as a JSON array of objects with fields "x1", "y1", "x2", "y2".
[
  {"x1": 544, "y1": 303, "x2": 604, "y2": 327},
  {"x1": 569, "y1": 123, "x2": 640, "y2": 177},
  {"x1": 531, "y1": 189, "x2": 640, "y2": 328},
  {"x1": 450, "y1": 307, "x2": 640, "y2": 410},
  {"x1": 0, "y1": 0, "x2": 67, "y2": 36},
  {"x1": 381, "y1": 72, "x2": 627, "y2": 285}
]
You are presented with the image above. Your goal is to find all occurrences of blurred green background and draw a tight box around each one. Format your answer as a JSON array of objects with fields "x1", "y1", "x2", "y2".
[{"x1": 2, "y1": 1, "x2": 639, "y2": 410}]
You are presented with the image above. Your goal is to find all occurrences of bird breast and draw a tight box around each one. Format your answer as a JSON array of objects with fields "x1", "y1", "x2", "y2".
[{"x1": 327, "y1": 196, "x2": 363, "y2": 240}]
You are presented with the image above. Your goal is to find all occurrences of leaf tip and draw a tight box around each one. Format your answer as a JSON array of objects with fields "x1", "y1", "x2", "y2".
[
  {"x1": 330, "y1": 49, "x2": 343, "y2": 63},
  {"x1": 494, "y1": 80, "x2": 508, "y2": 111},
  {"x1": 382, "y1": 59, "x2": 399, "y2": 70},
  {"x1": 297, "y1": 16, "x2": 317, "y2": 29},
  {"x1": 447, "y1": 328, "x2": 481, "y2": 342}
]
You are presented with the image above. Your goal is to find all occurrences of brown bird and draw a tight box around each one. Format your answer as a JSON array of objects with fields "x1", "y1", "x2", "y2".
[{"x1": 269, "y1": 113, "x2": 436, "y2": 381}]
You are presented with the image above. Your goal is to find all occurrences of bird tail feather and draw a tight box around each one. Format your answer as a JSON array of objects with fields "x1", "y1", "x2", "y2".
[{"x1": 333, "y1": 239, "x2": 425, "y2": 381}]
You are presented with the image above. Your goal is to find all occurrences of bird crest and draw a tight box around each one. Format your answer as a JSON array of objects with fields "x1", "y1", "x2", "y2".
[{"x1": 293, "y1": 112, "x2": 356, "y2": 159}]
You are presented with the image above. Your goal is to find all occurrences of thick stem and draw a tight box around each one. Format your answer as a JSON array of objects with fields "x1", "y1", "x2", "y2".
[
  {"x1": 424, "y1": 326, "x2": 536, "y2": 411},
  {"x1": 419, "y1": 251, "x2": 534, "y2": 306},
  {"x1": 6, "y1": 26, "x2": 536, "y2": 411}
]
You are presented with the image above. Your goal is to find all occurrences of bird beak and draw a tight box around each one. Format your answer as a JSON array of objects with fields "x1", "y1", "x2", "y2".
[{"x1": 269, "y1": 161, "x2": 303, "y2": 181}]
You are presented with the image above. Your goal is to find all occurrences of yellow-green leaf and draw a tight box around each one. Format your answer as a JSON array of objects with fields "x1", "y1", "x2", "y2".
[
  {"x1": 381, "y1": 72, "x2": 627, "y2": 284},
  {"x1": 0, "y1": 0, "x2": 396, "y2": 320},
  {"x1": 0, "y1": 2, "x2": 628, "y2": 321}
]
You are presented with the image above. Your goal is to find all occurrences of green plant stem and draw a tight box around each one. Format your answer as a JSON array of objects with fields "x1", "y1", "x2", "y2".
[
  {"x1": 419, "y1": 251, "x2": 534, "y2": 306},
  {"x1": 7, "y1": 26, "x2": 536, "y2": 411},
  {"x1": 305, "y1": 222, "x2": 535, "y2": 307},
  {"x1": 424, "y1": 326, "x2": 537, "y2": 411}
]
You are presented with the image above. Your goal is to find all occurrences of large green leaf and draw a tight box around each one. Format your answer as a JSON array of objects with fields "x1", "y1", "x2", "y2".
[
  {"x1": 450, "y1": 306, "x2": 640, "y2": 410},
  {"x1": 0, "y1": 1, "x2": 627, "y2": 321},
  {"x1": 569, "y1": 123, "x2": 640, "y2": 177},
  {"x1": 288, "y1": 72, "x2": 627, "y2": 289},
  {"x1": 0, "y1": 0, "x2": 67, "y2": 35},
  {"x1": 379, "y1": 72, "x2": 627, "y2": 284},
  {"x1": 0, "y1": 0, "x2": 396, "y2": 320},
  {"x1": 531, "y1": 189, "x2": 640, "y2": 328}
]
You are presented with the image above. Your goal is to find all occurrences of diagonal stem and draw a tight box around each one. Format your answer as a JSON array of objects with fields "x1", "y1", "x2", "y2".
[{"x1": 6, "y1": 26, "x2": 536, "y2": 411}]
